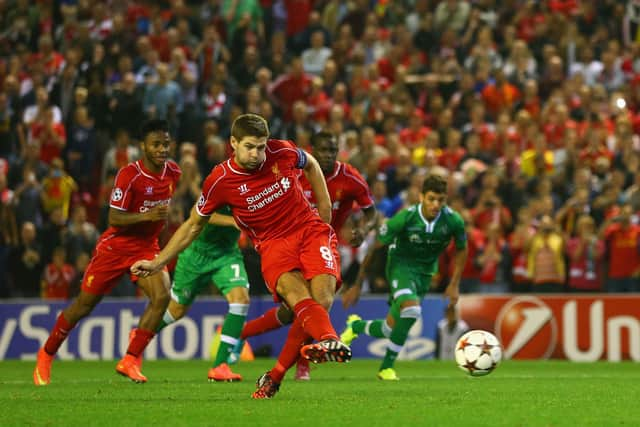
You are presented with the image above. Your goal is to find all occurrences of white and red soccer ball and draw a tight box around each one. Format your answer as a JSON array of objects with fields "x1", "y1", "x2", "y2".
[{"x1": 455, "y1": 330, "x2": 502, "y2": 377}]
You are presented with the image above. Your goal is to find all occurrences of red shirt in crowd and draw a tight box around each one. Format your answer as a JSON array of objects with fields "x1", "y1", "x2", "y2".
[
  {"x1": 42, "y1": 263, "x2": 75, "y2": 299},
  {"x1": 566, "y1": 237, "x2": 605, "y2": 290},
  {"x1": 603, "y1": 223, "x2": 640, "y2": 278}
]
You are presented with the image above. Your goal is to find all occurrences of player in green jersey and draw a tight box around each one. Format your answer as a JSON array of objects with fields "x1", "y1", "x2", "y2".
[
  {"x1": 156, "y1": 205, "x2": 250, "y2": 382},
  {"x1": 340, "y1": 174, "x2": 468, "y2": 380}
]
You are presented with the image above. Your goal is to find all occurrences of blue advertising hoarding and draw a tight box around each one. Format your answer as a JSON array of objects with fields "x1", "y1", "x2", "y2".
[{"x1": 0, "y1": 296, "x2": 448, "y2": 360}]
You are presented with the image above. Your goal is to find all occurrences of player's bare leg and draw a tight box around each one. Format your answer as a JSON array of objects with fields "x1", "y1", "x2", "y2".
[
  {"x1": 34, "y1": 291, "x2": 102, "y2": 385},
  {"x1": 116, "y1": 272, "x2": 170, "y2": 383}
]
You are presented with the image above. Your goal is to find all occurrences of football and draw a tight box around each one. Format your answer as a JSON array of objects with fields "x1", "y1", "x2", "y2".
[{"x1": 455, "y1": 330, "x2": 502, "y2": 376}]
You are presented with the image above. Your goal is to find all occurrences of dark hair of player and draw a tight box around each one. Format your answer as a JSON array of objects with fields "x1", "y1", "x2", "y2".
[
  {"x1": 140, "y1": 119, "x2": 169, "y2": 139},
  {"x1": 231, "y1": 114, "x2": 270, "y2": 141},
  {"x1": 422, "y1": 174, "x2": 448, "y2": 194},
  {"x1": 311, "y1": 130, "x2": 336, "y2": 148}
]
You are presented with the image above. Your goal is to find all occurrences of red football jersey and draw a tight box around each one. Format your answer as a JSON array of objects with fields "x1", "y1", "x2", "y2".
[
  {"x1": 197, "y1": 139, "x2": 317, "y2": 246},
  {"x1": 300, "y1": 161, "x2": 374, "y2": 233},
  {"x1": 100, "y1": 159, "x2": 181, "y2": 253}
]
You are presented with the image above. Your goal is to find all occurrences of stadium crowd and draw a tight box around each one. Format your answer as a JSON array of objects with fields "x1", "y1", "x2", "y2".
[{"x1": 1, "y1": 0, "x2": 640, "y2": 299}]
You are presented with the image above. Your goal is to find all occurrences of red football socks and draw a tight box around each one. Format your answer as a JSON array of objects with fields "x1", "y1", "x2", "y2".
[
  {"x1": 270, "y1": 319, "x2": 311, "y2": 383},
  {"x1": 293, "y1": 298, "x2": 338, "y2": 341},
  {"x1": 44, "y1": 313, "x2": 76, "y2": 355},
  {"x1": 240, "y1": 307, "x2": 282, "y2": 339},
  {"x1": 126, "y1": 328, "x2": 155, "y2": 357}
]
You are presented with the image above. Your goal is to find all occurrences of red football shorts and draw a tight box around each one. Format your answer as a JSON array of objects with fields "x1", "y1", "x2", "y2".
[
  {"x1": 257, "y1": 220, "x2": 342, "y2": 302},
  {"x1": 81, "y1": 242, "x2": 165, "y2": 295}
]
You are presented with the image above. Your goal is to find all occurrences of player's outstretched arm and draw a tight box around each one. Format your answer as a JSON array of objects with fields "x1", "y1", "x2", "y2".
[
  {"x1": 131, "y1": 206, "x2": 208, "y2": 277},
  {"x1": 303, "y1": 152, "x2": 332, "y2": 224},
  {"x1": 445, "y1": 245, "x2": 468, "y2": 309}
]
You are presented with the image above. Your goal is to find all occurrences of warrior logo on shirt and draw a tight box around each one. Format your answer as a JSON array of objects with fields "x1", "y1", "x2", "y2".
[
  {"x1": 197, "y1": 195, "x2": 205, "y2": 207},
  {"x1": 112, "y1": 188, "x2": 123, "y2": 201}
]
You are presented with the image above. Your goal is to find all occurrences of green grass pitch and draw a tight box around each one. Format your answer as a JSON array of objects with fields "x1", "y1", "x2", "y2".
[{"x1": 1, "y1": 359, "x2": 638, "y2": 426}]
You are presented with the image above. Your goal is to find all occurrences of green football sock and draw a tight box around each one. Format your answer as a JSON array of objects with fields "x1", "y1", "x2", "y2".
[
  {"x1": 353, "y1": 320, "x2": 391, "y2": 338},
  {"x1": 380, "y1": 315, "x2": 417, "y2": 370},
  {"x1": 156, "y1": 310, "x2": 177, "y2": 332},
  {"x1": 213, "y1": 303, "x2": 248, "y2": 367}
]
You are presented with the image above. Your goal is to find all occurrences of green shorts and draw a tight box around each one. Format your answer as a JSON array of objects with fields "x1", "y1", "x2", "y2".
[
  {"x1": 386, "y1": 263, "x2": 432, "y2": 320},
  {"x1": 170, "y1": 247, "x2": 249, "y2": 306}
]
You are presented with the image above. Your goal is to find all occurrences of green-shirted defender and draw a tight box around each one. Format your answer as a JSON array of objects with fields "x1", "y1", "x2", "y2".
[
  {"x1": 156, "y1": 206, "x2": 250, "y2": 382},
  {"x1": 340, "y1": 174, "x2": 468, "y2": 380}
]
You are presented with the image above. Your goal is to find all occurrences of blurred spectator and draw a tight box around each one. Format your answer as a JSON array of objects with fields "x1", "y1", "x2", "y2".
[
  {"x1": 0, "y1": 173, "x2": 18, "y2": 297},
  {"x1": 477, "y1": 223, "x2": 508, "y2": 293},
  {"x1": 143, "y1": 62, "x2": 183, "y2": 121},
  {"x1": 101, "y1": 129, "x2": 140, "y2": 186},
  {"x1": 65, "y1": 106, "x2": 96, "y2": 191},
  {"x1": 434, "y1": 0, "x2": 471, "y2": 34},
  {"x1": 64, "y1": 205, "x2": 99, "y2": 265},
  {"x1": 174, "y1": 154, "x2": 201, "y2": 218},
  {"x1": 301, "y1": 30, "x2": 331, "y2": 75},
  {"x1": 8, "y1": 221, "x2": 43, "y2": 297},
  {"x1": 109, "y1": 72, "x2": 144, "y2": 138},
  {"x1": 507, "y1": 206, "x2": 536, "y2": 293},
  {"x1": 446, "y1": 210, "x2": 484, "y2": 294},
  {"x1": 599, "y1": 203, "x2": 640, "y2": 292},
  {"x1": 40, "y1": 157, "x2": 77, "y2": 221},
  {"x1": 40, "y1": 206, "x2": 67, "y2": 266},
  {"x1": 268, "y1": 56, "x2": 312, "y2": 122},
  {"x1": 12, "y1": 166, "x2": 43, "y2": 228},
  {"x1": 30, "y1": 105, "x2": 66, "y2": 165},
  {"x1": 527, "y1": 214, "x2": 565, "y2": 292},
  {"x1": 40, "y1": 246, "x2": 74, "y2": 300},
  {"x1": 566, "y1": 214, "x2": 605, "y2": 292}
]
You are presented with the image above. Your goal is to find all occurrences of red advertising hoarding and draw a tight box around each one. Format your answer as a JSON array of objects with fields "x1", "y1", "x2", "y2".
[{"x1": 459, "y1": 295, "x2": 640, "y2": 361}]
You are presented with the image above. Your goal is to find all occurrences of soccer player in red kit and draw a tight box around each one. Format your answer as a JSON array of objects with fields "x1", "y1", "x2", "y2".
[
  {"x1": 131, "y1": 114, "x2": 351, "y2": 399},
  {"x1": 236, "y1": 130, "x2": 377, "y2": 380},
  {"x1": 33, "y1": 120, "x2": 181, "y2": 386}
]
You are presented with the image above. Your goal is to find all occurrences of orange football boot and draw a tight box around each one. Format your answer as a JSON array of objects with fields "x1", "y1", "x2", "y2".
[
  {"x1": 116, "y1": 354, "x2": 147, "y2": 383},
  {"x1": 33, "y1": 348, "x2": 54, "y2": 386},
  {"x1": 208, "y1": 363, "x2": 242, "y2": 382}
]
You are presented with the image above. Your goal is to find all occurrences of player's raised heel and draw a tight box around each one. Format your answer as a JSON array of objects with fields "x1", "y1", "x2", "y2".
[
  {"x1": 300, "y1": 339, "x2": 352, "y2": 364},
  {"x1": 294, "y1": 358, "x2": 311, "y2": 380},
  {"x1": 33, "y1": 348, "x2": 53, "y2": 386},
  {"x1": 252, "y1": 372, "x2": 280, "y2": 399},
  {"x1": 208, "y1": 363, "x2": 242, "y2": 382},
  {"x1": 116, "y1": 354, "x2": 147, "y2": 383}
]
